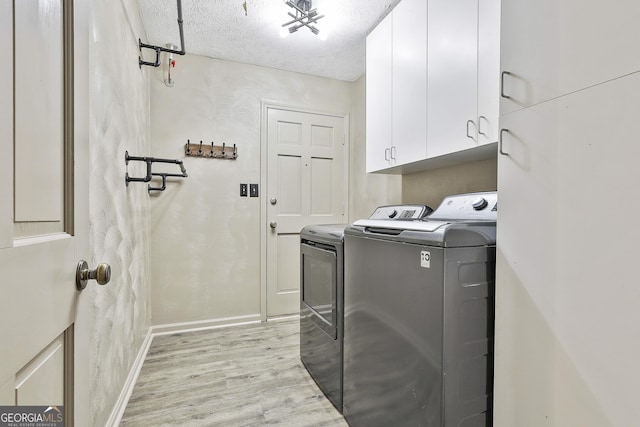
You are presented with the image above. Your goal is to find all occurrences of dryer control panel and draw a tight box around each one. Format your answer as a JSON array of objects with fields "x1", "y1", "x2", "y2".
[
  {"x1": 429, "y1": 192, "x2": 497, "y2": 221},
  {"x1": 368, "y1": 204, "x2": 432, "y2": 220}
]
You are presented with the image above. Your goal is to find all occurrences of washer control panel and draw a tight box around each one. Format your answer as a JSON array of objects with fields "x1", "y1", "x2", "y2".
[
  {"x1": 368, "y1": 205, "x2": 432, "y2": 220},
  {"x1": 428, "y1": 192, "x2": 497, "y2": 221}
]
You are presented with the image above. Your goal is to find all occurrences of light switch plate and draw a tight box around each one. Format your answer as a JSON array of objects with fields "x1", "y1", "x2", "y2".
[
  {"x1": 240, "y1": 183, "x2": 248, "y2": 197},
  {"x1": 249, "y1": 184, "x2": 259, "y2": 197}
]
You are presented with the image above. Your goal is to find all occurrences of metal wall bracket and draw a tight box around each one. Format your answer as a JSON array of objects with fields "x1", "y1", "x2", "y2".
[
  {"x1": 125, "y1": 151, "x2": 188, "y2": 192},
  {"x1": 138, "y1": 0, "x2": 186, "y2": 68}
]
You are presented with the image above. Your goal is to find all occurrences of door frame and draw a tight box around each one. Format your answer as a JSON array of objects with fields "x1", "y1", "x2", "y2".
[
  {"x1": 259, "y1": 101, "x2": 350, "y2": 322},
  {"x1": 72, "y1": 0, "x2": 90, "y2": 424}
]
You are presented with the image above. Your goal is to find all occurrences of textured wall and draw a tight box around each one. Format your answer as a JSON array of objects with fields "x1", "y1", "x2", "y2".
[
  {"x1": 88, "y1": 0, "x2": 151, "y2": 425},
  {"x1": 149, "y1": 55, "x2": 352, "y2": 325},
  {"x1": 402, "y1": 157, "x2": 498, "y2": 209}
]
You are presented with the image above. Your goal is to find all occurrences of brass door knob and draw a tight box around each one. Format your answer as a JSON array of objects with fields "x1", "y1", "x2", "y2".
[{"x1": 76, "y1": 260, "x2": 111, "y2": 290}]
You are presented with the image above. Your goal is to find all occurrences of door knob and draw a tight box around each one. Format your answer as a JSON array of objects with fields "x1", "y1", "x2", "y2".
[
  {"x1": 76, "y1": 260, "x2": 111, "y2": 290},
  {"x1": 270, "y1": 221, "x2": 277, "y2": 229},
  {"x1": 270, "y1": 198, "x2": 277, "y2": 205}
]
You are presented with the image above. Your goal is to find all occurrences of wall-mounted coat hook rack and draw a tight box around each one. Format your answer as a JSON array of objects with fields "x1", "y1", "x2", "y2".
[
  {"x1": 184, "y1": 140, "x2": 238, "y2": 160},
  {"x1": 139, "y1": 0, "x2": 186, "y2": 68},
  {"x1": 125, "y1": 151, "x2": 188, "y2": 192}
]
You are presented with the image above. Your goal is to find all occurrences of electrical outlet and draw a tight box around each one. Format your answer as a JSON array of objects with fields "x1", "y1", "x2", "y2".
[
  {"x1": 249, "y1": 184, "x2": 259, "y2": 197},
  {"x1": 240, "y1": 183, "x2": 248, "y2": 197}
]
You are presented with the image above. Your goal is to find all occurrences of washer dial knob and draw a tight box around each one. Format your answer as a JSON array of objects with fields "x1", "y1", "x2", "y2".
[{"x1": 472, "y1": 197, "x2": 488, "y2": 210}]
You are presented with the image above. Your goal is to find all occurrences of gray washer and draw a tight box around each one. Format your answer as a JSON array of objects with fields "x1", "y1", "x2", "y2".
[{"x1": 343, "y1": 192, "x2": 497, "y2": 427}]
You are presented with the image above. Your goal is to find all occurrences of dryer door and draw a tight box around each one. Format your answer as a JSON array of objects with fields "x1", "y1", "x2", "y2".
[{"x1": 301, "y1": 241, "x2": 337, "y2": 339}]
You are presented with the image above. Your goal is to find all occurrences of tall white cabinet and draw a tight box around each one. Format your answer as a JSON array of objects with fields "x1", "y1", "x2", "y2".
[{"x1": 495, "y1": 1, "x2": 640, "y2": 426}]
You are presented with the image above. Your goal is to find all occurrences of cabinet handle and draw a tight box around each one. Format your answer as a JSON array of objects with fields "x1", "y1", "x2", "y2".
[
  {"x1": 466, "y1": 120, "x2": 477, "y2": 141},
  {"x1": 384, "y1": 148, "x2": 390, "y2": 162},
  {"x1": 499, "y1": 128, "x2": 510, "y2": 156},
  {"x1": 390, "y1": 146, "x2": 397, "y2": 160},
  {"x1": 501, "y1": 71, "x2": 512, "y2": 99},
  {"x1": 478, "y1": 116, "x2": 488, "y2": 136}
]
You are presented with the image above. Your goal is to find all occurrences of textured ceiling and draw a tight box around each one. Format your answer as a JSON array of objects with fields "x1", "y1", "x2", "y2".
[{"x1": 136, "y1": 0, "x2": 401, "y2": 82}]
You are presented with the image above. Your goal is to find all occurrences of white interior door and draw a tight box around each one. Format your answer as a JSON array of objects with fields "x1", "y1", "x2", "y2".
[
  {"x1": 265, "y1": 107, "x2": 347, "y2": 317},
  {"x1": 0, "y1": 0, "x2": 89, "y2": 424}
]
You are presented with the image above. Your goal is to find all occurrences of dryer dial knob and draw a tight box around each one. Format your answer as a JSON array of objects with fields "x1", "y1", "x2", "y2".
[
  {"x1": 388, "y1": 209, "x2": 398, "y2": 218},
  {"x1": 472, "y1": 197, "x2": 488, "y2": 210}
]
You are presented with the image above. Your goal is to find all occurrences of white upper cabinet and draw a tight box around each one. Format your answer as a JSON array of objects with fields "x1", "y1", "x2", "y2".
[
  {"x1": 366, "y1": 0, "x2": 427, "y2": 173},
  {"x1": 477, "y1": 0, "x2": 501, "y2": 146},
  {"x1": 366, "y1": 0, "x2": 500, "y2": 173},
  {"x1": 500, "y1": 0, "x2": 640, "y2": 115},
  {"x1": 392, "y1": 0, "x2": 428, "y2": 166},
  {"x1": 428, "y1": 0, "x2": 501, "y2": 157},
  {"x1": 426, "y1": 0, "x2": 478, "y2": 158},
  {"x1": 366, "y1": 15, "x2": 393, "y2": 173}
]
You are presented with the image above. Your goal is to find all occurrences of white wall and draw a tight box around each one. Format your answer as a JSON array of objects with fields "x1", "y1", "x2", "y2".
[
  {"x1": 402, "y1": 157, "x2": 497, "y2": 209},
  {"x1": 149, "y1": 55, "x2": 354, "y2": 325},
  {"x1": 88, "y1": 0, "x2": 151, "y2": 425}
]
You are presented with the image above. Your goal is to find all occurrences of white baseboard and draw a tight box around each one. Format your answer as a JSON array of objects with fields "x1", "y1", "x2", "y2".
[
  {"x1": 150, "y1": 313, "x2": 262, "y2": 336},
  {"x1": 105, "y1": 327, "x2": 153, "y2": 427}
]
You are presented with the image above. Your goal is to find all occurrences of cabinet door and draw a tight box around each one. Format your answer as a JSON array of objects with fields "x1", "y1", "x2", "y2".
[
  {"x1": 500, "y1": 0, "x2": 640, "y2": 115},
  {"x1": 427, "y1": 0, "x2": 478, "y2": 158},
  {"x1": 392, "y1": 0, "x2": 427, "y2": 166},
  {"x1": 476, "y1": 0, "x2": 500, "y2": 145},
  {"x1": 495, "y1": 72, "x2": 640, "y2": 426},
  {"x1": 366, "y1": 14, "x2": 393, "y2": 173}
]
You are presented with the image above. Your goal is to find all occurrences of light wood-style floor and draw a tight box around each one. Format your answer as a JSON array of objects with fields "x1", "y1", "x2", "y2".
[{"x1": 120, "y1": 318, "x2": 348, "y2": 426}]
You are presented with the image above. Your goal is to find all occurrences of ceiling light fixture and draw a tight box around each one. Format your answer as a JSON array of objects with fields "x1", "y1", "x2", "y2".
[{"x1": 282, "y1": 0, "x2": 324, "y2": 35}]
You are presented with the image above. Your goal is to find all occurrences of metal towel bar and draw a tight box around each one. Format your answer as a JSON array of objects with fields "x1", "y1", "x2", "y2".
[{"x1": 125, "y1": 151, "x2": 188, "y2": 192}]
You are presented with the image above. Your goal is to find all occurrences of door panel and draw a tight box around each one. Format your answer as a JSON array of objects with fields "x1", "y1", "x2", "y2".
[
  {"x1": 14, "y1": 0, "x2": 64, "y2": 222},
  {"x1": 310, "y1": 158, "x2": 333, "y2": 215},
  {"x1": 15, "y1": 334, "x2": 65, "y2": 406},
  {"x1": 266, "y1": 108, "x2": 346, "y2": 317},
  {"x1": 277, "y1": 235, "x2": 301, "y2": 294},
  {"x1": 278, "y1": 156, "x2": 303, "y2": 215},
  {"x1": 310, "y1": 124, "x2": 334, "y2": 148}
]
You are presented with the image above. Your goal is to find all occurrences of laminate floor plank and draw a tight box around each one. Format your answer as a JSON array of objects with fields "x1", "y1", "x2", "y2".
[{"x1": 121, "y1": 318, "x2": 348, "y2": 426}]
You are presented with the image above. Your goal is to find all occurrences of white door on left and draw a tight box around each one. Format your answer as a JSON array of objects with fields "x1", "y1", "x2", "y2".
[{"x1": 0, "y1": 0, "x2": 90, "y2": 424}]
